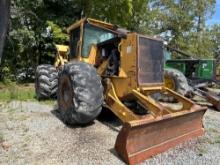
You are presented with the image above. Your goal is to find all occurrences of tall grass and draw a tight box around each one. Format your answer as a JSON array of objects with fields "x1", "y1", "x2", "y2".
[
  {"x1": 0, "y1": 82, "x2": 56, "y2": 105},
  {"x1": 0, "y1": 82, "x2": 35, "y2": 101}
]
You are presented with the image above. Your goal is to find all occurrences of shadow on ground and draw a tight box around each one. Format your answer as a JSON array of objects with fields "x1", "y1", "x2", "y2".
[
  {"x1": 50, "y1": 106, "x2": 95, "y2": 128},
  {"x1": 97, "y1": 107, "x2": 122, "y2": 132},
  {"x1": 50, "y1": 105, "x2": 121, "y2": 131}
]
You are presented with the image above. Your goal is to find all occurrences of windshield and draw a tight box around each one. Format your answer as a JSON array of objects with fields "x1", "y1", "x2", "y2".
[{"x1": 82, "y1": 23, "x2": 115, "y2": 57}]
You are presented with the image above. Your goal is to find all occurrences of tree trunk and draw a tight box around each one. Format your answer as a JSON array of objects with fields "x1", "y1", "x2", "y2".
[{"x1": 0, "y1": 0, "x2": 10, "y2": 64}]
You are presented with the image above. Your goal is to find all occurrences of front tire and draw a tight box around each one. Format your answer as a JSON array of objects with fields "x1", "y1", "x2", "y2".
[{"x1": 58, "y1": 62, "x2": 104, "y2": 125}]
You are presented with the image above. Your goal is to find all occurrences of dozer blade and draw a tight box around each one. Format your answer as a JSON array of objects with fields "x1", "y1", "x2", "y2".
[{"x1": 115, "y1": 107, "x2": 206, "y2": 165}]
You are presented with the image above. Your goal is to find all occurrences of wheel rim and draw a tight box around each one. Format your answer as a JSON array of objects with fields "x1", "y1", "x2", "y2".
[
  {"x1": 164, "y1": 75, "x2": 176, "y2": 90},
  {"x1": 59, "y1": 74, "x2": 74, "y2": 111}
]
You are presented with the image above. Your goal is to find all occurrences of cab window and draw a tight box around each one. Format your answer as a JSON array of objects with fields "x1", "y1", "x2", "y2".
[{"x1": 82, "y1": 24, "x2": 115, "y2": 57}]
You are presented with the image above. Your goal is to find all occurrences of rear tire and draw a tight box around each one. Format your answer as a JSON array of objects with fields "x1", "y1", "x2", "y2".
[
  {"x1": 58, "y1": 62, "x2": 104, "y2": 125},
  {"x1": 165, "y1": 68, "x2": 191, "y2": 94},
  {"x1": 35, "y1": 64, "x2": 58, "y2": 100},
  {"x1": 155, "y1": 68, "x2": 191, "y2": 102}
]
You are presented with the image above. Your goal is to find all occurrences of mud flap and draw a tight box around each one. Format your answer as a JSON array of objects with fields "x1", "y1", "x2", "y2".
[{"x1": 115, "y1": 108, "x2": 206, "y2": 165}]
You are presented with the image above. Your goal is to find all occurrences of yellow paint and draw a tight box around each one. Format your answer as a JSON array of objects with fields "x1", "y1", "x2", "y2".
[
  {"x1": 88, "y1": 44, "x2": 98, "y2": 65},
  {"x1": 105, "y1": 82, "x2": 139, "y2": 122},
  {"x1": 87, "y1": 18, "x2": 115, "y2": 30},
  {"x1": 55, "y1": 18, "x2": 200, "y2": 123},
  {"x1": 54, "y1": 44, "x2": 69, "y2": 68},
  {"x1": 67, "y1": 18, "x2": 86, "y2": 34},
  {"x1": 164, "y1": 75, "x2": 176, "y2": 90}
]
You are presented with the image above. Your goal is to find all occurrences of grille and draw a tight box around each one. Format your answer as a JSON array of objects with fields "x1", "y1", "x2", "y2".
[{"x1": 138, "y1": 36, "x2": 164, "y2": 85}]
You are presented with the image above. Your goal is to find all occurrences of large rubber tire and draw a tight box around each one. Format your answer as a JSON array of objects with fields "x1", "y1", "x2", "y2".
[
  {"x1": 58, "y1": 62, "x2": 104, "y2": 125},
  {"x1": 157, "y1": 68, "x2": 191, "y2": 102},
  {"x1": 35, "y1": 64, "x2": 58, "y2": 100}
]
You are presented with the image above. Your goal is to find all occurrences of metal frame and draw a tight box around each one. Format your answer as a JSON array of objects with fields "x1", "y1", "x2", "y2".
[
  {"x1": 104, "y1": 80, "x2": 206, "y2": 165},
  {"x1": 54, "y1": 44, "x2": 69, "y2": 68},
  {"x1": 58, "y1": 18, "x2": 207, "y2": 165}
]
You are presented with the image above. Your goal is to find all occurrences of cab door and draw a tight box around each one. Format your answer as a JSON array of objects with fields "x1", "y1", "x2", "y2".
[{"x1": 69, "y1": 26, "x2": 81, "y2": 60}]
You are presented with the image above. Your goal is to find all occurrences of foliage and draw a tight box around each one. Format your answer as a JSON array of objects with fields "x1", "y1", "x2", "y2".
[
  {"x1": 82, "y1": 0, "x2": 155, "y2": 34},
  {"x1": 1, "y1": 0, "x2": 80, "y2": 82},
  {"x1": 209, "y1": 24, "x2": 220, "y2": 63},
  {"x1": 47, "y1": 21, "x2": 68, "y2": 43},
  {"x1": 1, "y1": 0, "x2": 220, "y2": 82},
  {"x1": 151, "y1": 0, "x2": 216, "y2": 57}
]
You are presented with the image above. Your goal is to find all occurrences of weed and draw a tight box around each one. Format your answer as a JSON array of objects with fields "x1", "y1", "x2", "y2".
[
  {"x1": 23, "y1": 127, "x2": 29, "y2": 132},
  {"x1": 22, "y1": 142, "x2": 28, "y2": 148},
  {"x1": 214, "y1": 135, "x2": 220, "y2": 143},
  {"x1": 7, "y1": 108, "x2": 16, "y2": 113},
  {"x1": 41, "y1": 99, "x2": 56, "y2": 105},
  {"x1": 0, "y1": 82, "x2": 35, "y2": 101},
  {"x1": 208, "y1": 128, "x2": 220, "y2": 133},
  {"x1": 197, "y1": 146, "x2": 208, "y2": 156},
  {"x1": 0, "y1": 82, "x2": 56, "y2": 108},
  {"x1": 0, "y1": 132, "x2": 5, "y2": 143},
  {"x1": 198, "y1": 136, "x2": 213, "y2": 144},
  {"x1": 16, "y1": 114, "x2": 29, "y2": 121}
]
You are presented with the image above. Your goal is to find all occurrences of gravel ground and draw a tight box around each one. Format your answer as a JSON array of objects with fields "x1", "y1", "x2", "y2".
[{"x1": 0, "y1": 101, "x2": 220, "y2": 165}]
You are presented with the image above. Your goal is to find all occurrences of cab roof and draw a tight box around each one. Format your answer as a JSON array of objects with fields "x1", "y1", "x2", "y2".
[{"x1": 67, "y1": 18, "x2": 129, "y2": 35}]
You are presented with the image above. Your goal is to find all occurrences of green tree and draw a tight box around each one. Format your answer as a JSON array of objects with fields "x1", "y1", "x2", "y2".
[
  {"x1": 209, "y1": 24, "x2": 220, "y2": 62},
  {"x1": 151, "y1": 0, "x2": 216, "y2": 58},
  {"x1": 0, "y1": 0, "x2": 219, "y2": 82},
  {"x1": 82, "y1": 0, "x2": 155, "y2": 34},
  {"x1": 1, "y1": 0, "x2": 80, "y2": 81}
]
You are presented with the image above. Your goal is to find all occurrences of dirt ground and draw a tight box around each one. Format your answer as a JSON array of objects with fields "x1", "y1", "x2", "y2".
[{"x1": 0, "y1": 101, "x2": 220, "y2": 165}]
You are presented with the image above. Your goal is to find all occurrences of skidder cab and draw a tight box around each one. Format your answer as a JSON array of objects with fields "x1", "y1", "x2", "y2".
[{"x1": 35, "y1": 18, "x2": 207, "y2": 165}]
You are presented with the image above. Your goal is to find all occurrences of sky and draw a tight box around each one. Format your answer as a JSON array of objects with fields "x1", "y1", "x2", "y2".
[{"x1": 207, "y1": 0, "x2": 220, "y2": 25}]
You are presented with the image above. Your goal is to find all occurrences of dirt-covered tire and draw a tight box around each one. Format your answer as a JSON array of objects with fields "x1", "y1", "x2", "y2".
[
  {"x1": 58, "y1": 62, "x2": 104, "y2": 125},
  {"x1": 35, "y1": 64, "x2": 58, "y2": 100},
  {"x1": 156, "y1": 68, "x2": 192, "y2": 102}
]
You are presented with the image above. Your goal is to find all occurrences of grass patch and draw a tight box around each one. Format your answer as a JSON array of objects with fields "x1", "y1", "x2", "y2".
[
  {"x1": 0, "y1": 82, "x2": 57, "y2": 106},
  {"x1": 40, "y1": 99, "x2": 56, "y2": 105},
  {"x1": 214, "y1": 135, "x2": 220, "y2": 143},
  {"x1": 0, "y1": 132, "x2": 5, "y2": 143},
  {"x1": 14, "y1": 114, "x2": 29, "y2": 121},
  {"x1": 0, "y1": 83, "x2": 35, "y2": 101},
  {"x1": 208, "y1": 128, "x2": 220, "y2": 133},
  {"x1": 198, "y1": 136, "x2": 214, "y2": 144},
  {"x1": 197, "y1": 146, "x2": 208, "y2": 156}
]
